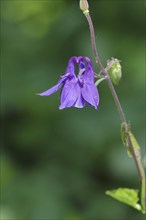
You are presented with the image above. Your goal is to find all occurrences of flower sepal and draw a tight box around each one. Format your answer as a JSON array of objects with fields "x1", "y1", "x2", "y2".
[{"x1": 79, "y1": 0, "x2": 89, "y2": 14}]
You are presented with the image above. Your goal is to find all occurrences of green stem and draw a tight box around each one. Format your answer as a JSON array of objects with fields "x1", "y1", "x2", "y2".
[{"x1": 83, "y1": 10, "x2": 146, "y2": 212}]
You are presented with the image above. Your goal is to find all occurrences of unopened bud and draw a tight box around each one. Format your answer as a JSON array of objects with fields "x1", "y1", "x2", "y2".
[
  {"x1": 80, "y1": 0, "x2": 89, "y2": 14},
  {"x1": 107, "y1": 58, "x2": 122, "y2": 85}
]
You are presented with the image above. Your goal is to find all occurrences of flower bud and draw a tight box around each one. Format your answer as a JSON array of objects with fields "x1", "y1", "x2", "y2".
[
  {"x1": 107, "y1": 58, "x2": 122, "y2": 85},
  {"x1": 80, "y1": 0, "x2": 89, "y2": 14}
]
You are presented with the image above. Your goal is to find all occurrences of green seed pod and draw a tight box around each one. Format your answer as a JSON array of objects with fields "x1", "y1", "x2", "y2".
[{"x1": 107, "y1": 58, "x2": 122, "y2": 85}]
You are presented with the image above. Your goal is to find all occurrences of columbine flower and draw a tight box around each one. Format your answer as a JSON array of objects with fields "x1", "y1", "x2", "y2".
[{"x1": 38, "y1": 56, "x2": 99, "y2": 110}]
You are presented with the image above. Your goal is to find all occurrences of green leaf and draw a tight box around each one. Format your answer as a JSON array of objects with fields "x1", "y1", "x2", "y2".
[
  {"x1": 128, "y1": 131, "x2": 140, "y2": 150},
  {"x1": 106, "y1": 188, "x2": 141, "y2": 211},
  {"x1": 121, "y1": 122, "x2": 128, "y2": 146},
  {"x1": 121, "y1": 122, "x2": 140, "y2": 157},
  {"x1": 121, "y1": 122, "x2": 132, "y2": 157},
  {"x1": 127, "y1": 131, "x2": 140, "y2": 158}
]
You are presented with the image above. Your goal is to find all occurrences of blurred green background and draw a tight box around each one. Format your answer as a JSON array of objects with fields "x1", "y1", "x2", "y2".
[{"x1": 1, "y1": 0, "x2": 145, "y2": 219}]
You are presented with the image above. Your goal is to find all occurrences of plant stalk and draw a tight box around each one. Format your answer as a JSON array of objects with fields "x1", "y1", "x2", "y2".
[
  {"x1": 85, "y1": 12, "x2": 126, "y2": 123},
  {"x1": 84, "y1": 10, "x2": 146, "y2": 212}
]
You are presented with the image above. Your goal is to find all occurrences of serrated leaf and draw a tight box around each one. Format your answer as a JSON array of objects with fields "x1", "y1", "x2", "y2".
[{"x1": 106, "y1": 188, "x2": 141, "y2": 211}]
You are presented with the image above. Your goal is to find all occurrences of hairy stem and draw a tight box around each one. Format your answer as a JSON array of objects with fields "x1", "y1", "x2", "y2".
[{"x1": 84, "y1": 10, "x2": 145, "y2": 212}]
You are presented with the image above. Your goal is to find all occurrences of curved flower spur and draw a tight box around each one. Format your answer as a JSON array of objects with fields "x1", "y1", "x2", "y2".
[{"x1": 38, "y1": 56, "x2": 99, "y2": 110}]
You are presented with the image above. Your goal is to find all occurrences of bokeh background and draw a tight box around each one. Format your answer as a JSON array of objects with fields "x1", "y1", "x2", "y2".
[{"x1": 1, "y1": 0, "x2": 145, "y2": 219}]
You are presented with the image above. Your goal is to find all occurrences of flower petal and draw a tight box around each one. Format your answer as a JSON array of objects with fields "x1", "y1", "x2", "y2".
[
  {"x1": 81, "y1": 82, "x2": 99, "y2": 109},
  {"x1": 65, "y1": 57, "x2": 76, "y2": 76},
  {"x1": 79, "y1": 61, "x2": 85, "y2": 70},
  {"x1": 74, "y1": 92, "x2": 85, "y2": 108},
  {"x1": 59, "y1": 80, "x2": 81, "y2": 110},
  {"x1": 38, "y1": 76, "x2": 66, "y2": 96},
  {"x1": 82, "y1": 64, "x2": 94, "y2": 83}
]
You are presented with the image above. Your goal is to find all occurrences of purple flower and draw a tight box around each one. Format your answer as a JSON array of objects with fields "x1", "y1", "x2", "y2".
[{"x1": 38, "y1": 56, "x2": 99, "y2": 110}]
